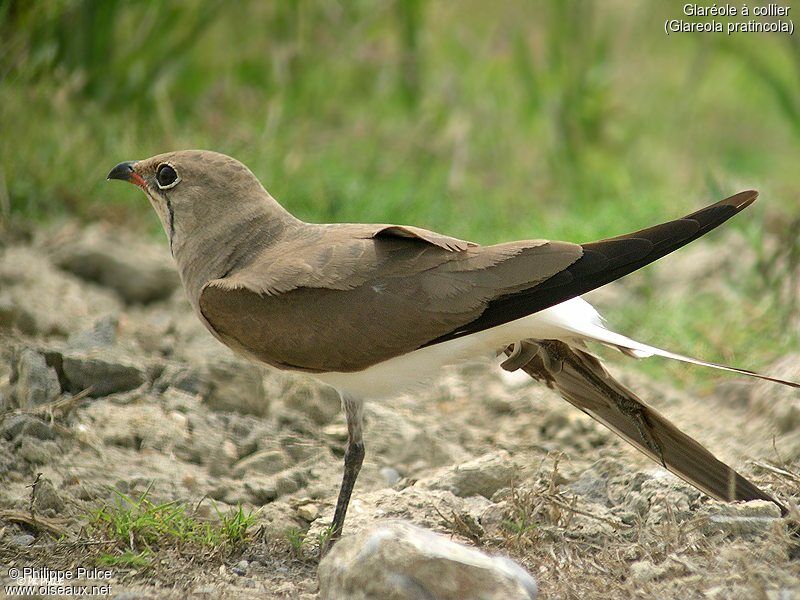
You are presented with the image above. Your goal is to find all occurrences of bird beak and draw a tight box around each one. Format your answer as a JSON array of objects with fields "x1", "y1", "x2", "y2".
[{"x1": 107, "y1": 161, "x2": 146, "y2": 188}]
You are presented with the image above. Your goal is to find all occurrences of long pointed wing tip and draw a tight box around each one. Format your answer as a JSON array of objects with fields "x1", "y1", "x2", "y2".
[{"x1": 731, "y1": 189, "x2": 759, "y2": 210}]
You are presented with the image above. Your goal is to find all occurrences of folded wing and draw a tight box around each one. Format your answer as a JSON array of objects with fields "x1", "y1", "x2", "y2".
[
  {"x1": 199, "y1": 191, "x2": 758, "y2": 373},
  {"x1": 199, "y1": 224, "x2": 581, "y2": 372}
]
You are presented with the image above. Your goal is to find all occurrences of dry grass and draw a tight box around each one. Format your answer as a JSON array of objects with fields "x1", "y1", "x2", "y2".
[{"x1": 465, "y1": 456, "x2": 800, "y2": 599}]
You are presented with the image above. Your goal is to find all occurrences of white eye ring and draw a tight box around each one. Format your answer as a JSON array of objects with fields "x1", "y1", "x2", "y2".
[{"x1": 156, "y1": 163, "x2": 181, "y2": 190}]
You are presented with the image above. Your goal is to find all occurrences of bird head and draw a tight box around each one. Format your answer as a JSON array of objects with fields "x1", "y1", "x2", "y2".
[{"x1": 107, "y1": 150, "x2": 290, "y2": 254}]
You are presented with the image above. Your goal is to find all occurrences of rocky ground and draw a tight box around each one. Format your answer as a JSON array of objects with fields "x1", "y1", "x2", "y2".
[{"x1": 1, "y1": 222, "x2": 799, "y2": 599}]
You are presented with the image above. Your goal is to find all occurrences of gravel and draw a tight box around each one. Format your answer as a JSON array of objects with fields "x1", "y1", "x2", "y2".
[{"x1": 0, "y1": 224, "x2": 796, "y2": 599}]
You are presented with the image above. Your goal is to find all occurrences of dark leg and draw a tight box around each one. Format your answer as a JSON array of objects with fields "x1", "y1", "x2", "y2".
[{"x1": 323, "y1": 392, "x2": 365, "y2": 552}]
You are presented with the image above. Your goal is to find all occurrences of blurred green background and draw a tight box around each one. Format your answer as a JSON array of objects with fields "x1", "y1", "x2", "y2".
[{"x1": 1, "y1": 0, "x2": 798, "y2": 382}]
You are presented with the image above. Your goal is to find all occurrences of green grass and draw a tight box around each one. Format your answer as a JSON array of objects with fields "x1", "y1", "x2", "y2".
[
  {"x1": 284, "y1": 527, "x2": 308, "y2": 559},
  {"x1": 89, "y1": 487, "x2": 256, "y2": 564},
  {"x1": 97, "y1": 550, "x2": 152, "y2": 568},
  {"x1": 284, "y1": 524, "x2": 334, "y2": 559},
  {"x1": 1, "y1": 0, "x2": 798, "y2": 380}
]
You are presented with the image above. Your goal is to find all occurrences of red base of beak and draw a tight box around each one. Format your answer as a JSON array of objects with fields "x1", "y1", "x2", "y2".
[{"x1": 130, "y1": 172, "x2": 147, "y2": 188}]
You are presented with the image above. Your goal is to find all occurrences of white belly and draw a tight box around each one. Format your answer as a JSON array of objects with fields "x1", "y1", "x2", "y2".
[{"x1": 311, "y1": 297, "x2": 598, "y2": 399}]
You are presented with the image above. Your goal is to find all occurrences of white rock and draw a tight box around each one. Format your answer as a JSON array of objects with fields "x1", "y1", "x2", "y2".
[{"x1": 318, "y1": 521, "x2": 537, "y2": 600}]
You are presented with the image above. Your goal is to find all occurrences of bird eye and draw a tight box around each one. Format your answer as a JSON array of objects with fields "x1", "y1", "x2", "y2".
[{"x1": 156, "y1": 164, "x2": 180, "y2": 189}]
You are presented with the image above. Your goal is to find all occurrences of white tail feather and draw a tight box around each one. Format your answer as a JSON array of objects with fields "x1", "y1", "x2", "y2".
[{"x1": 535, "y1": 297, "x2": 800, "y2": 389}]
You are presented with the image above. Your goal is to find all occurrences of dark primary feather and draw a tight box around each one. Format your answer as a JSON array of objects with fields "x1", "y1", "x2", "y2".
[
  {"x1": 424, "y1": 191, "x2": 759, "y2": 347},
  {"x1": 503, "y1": 339, "x2": 786, "y2": 515}
]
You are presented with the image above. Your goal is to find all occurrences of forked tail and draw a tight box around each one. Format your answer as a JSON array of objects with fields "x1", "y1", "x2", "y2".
[{"x1": 501, "y1": 339, "x2": 788, "y2": 515}]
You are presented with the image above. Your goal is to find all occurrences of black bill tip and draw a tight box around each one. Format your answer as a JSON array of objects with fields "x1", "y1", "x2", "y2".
[{"x1": 107, "y1": 161, "x2": 138, "y2": 182}]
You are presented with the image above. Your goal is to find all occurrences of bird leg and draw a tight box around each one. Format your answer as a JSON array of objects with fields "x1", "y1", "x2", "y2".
[{"x1": 323, "y1": 392, "x2": 365, "y2": 553}]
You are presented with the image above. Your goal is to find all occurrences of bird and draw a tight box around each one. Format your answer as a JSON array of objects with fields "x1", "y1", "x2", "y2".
[{"x1": 108, "y1": 149, "x2": 798, "y2": 547}]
